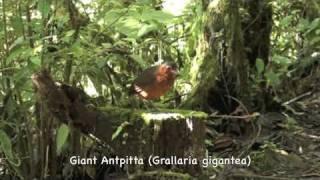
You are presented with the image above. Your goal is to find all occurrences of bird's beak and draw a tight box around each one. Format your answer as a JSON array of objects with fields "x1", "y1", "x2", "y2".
[{"x1": 172, "y1": 69, "x2": 179, "y2": 77}]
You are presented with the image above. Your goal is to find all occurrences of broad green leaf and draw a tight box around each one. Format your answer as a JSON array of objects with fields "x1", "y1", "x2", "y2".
[
  {"x1": 7, "y1": 46, "x2": 32, "y2": 64},
  {"x1": 265, "y1": 70, "x2": 280, "y2": 87},
  {"x1": 38, "y1": 0, "x2": 51, "y2": 18},
  {"x1": 9, "y1": 37, "x2": 25, "y2": 50},
  {"x1": 297, "y1": 19, "x2": 309, "y2": 31},
  {"x1": 141, "y1": 8, "x2": 174, "y2": 24},
  {"x1": 310, "y1": 36, "x2": 320, "y2": 45},
  {"x1": 30, "y1": 56, "x2": 41, "y2": 67},
  {"x1": 14, "y1": 67, "x2": 32, "y2": 89},
  {"x1": 56, "y1": 124, "x2": 70, "y2": 155},
  {"x1": 103, "y1": 9, "x2": 127, "y2": 26},
  {"x1": 309, "y1": 18, "x2": 320, "y2": 31},
  {"x1": 272, "y1": 55, "x2": 291, "y2": 65},
  {"x1": 61, "y1": 30, "x2": 76, "y2": 42},
  {"x1": 6, "y1": 38, "x2": 32, "y2": 65},
  {"x1": 65, "y1": 30, "x2": 76, "y2": 37},
  {"x1": 71, "y1": 42, "x2": 83, "y2": 58},
  {"x1": 129, "y1": 54, "x2": 146, "y2": 68},
  {"x1": 96, "y1": 59, "x2": 107, "y2": 68},
  {"x1": 137, "y1": 24, "x2": 158, "y2": 37},
  {"x1": 116, "y1": 17, "x2": 142, "y2": 38},
  {"x1": 256, "y1": 58, "x2": 265, "y2": 74},
  {"x1": 305, "y1": 18, "x2": 320, "y2": 35},
  {"x1": 0, "y1": 130, "x2": 20, "y2": 166}
]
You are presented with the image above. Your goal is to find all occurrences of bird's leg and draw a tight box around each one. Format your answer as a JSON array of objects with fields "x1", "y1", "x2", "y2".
[
  {"x1": 142, "y1": 100, "x2": 153, "y2": 109},
  {"x1": 129, "y1": 96, "x2": 140, "y2": 109},
  {"x1": 129, "y1": 96, "x2": 158, "y2": 110},
  {"x1": 142, "y1": 100, "x2": 159, "y2": 111}
]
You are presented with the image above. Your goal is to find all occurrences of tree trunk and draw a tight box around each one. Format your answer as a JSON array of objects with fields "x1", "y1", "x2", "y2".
[
  {"x1": 185, "y1": 0, "x2": 273, "y2": 113},
  {"x1": 182, "y1": 0, "x2": 224, "y2": 111},
  {"x1": 242, "y1": 0, "x2": 272, "y2": 111}
]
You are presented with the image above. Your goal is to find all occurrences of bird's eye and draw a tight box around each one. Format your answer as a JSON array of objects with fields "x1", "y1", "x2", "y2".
[{"x1": 164, "y1": 65, "x2": 171, "y2": 71}]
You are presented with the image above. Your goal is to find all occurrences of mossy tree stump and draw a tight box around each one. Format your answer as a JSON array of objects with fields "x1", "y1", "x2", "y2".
[
  {"x1": 95, "y1": 107, "x2": 207, "y2": 175},
  {"x1": 31, "y1": 70, "x2": 207, "y2": 175}
]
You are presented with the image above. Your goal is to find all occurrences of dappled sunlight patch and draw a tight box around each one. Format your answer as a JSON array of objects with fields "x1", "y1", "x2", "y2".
[{"x1": 140, "y1": 110, "x2": 207, "y2": 125}]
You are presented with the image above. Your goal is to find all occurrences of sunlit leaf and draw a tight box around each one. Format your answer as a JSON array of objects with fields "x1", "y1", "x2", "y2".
[
  {"x1": 65, "y1": 30, "x2": 76, "y2": 37},
  {"x1": 101, "y1": 43, "x2": 113, "y2": 48},
  {"x1": 38, "y1": 0, "x2": 51, "y2": 18},
  {"x1": 116, "y1": 17, "x2": 142, "y2": 38},
  {"x1": 141, "y1": 8, "x2": 175, "y2": 24},
  {"x1": 9, "y1": 37, "x2": 25, "y2": 50},
  {"x1": 103, "y1": 9, "x2": 127, "y2": 26},
  {"x1": 256, "y1": 58, "x2": 265, "y2": 74},
  {"x1": 137, "y1": 24, "x2": 158, "y2": 37},
  {"x1": 272, "y1": 55, "x2": 291, "y2": 65},
  {"x1": 112, "y1": 121, "x2": 130, "y2": 141},
  {"x1": 56, "y1": 124, "x2": 70, "y2": 155}
]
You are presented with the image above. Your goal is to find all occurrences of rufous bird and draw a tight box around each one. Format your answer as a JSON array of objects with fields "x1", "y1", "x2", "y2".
[{"x1": 129, "y1": 62, "x2": 178, "y2": 100}]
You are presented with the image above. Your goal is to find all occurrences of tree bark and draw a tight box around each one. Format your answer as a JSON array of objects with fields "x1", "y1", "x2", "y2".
[{"x1": 182, "y1": 0, "x2": 224, "y2": 110}]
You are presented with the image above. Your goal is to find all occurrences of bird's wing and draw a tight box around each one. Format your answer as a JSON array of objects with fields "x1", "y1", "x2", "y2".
[{"x1": 132, "y1": 66, "x2": 158, "y2": 87}]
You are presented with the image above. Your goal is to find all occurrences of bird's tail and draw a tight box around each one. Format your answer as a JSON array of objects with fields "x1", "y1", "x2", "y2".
[{"x1": 128, "y1": 84, "x2": 136, "y2": 95}]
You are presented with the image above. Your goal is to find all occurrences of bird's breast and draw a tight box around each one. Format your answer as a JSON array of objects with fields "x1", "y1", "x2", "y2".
[{"x1": 136, "y1": 77, "x2": 174, "y2": 100}]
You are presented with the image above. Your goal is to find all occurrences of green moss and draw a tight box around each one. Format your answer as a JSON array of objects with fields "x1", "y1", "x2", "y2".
[{"x1": 98, "y1": 106, "x2": 207, "y2": 125}]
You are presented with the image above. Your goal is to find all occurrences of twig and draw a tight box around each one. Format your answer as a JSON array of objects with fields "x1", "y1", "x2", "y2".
[
  {"x1": 281, "y1": 91, "x2": 312, "y2": 106},
  {"x1": 226, "y1": 95, "x2": 250, "y2": 115},
  {"x1": 299, "y1": 173, "x2": 320, "y2": 178},
  {"x1": 282, "y1": 104, "x2": 304, "y2": 115},
  {"x1": 297, "y1": 132, "x2": 320, "y2": 141},
  {"x1": 0, "y1": 67, "x2": 18, "y2": 72},
  {"x1": 209, "y1": 112, "x2": 260, "y2": 119}
]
